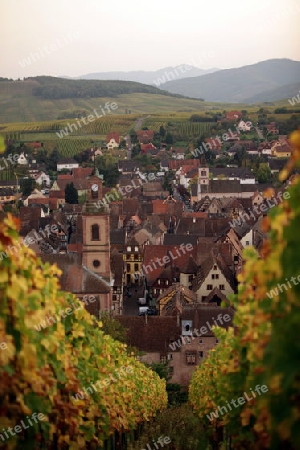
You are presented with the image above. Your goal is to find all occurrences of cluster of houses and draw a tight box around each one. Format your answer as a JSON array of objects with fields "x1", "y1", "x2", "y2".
[{"x1": 0, "y1": 117, "x2": 294, "y2": 385}]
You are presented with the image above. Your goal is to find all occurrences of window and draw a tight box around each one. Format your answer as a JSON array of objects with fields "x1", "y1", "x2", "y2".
[
  {"x1": 186, "y1": 352, "x2": 197, "y2": 365},
  {"x1": 212, "y1": 274, "x2": 219, "y2": 279},
  {"x1": 134, "y1": 263, "x2": 139, "y2": 272},
  {"x1": 198, "y1": 351, "x2": 203, "y2": 358},
  {"x1": 158, "y1": 279, "x2": 161, "y2": 285},
  {"x1": 134, "y1": 246, "x2": 138, "y2": 252},
  {"x1": 201, "y1": 170, "x2": 206, "y2": 176},
  {"x1": 207, "y1": 284, "x2": 213, "y2": 290},
  {"x1": 215, "y1": 339, "x2": 219, "y2": 344},
  {"x1": 246, "y1": 241, "x2": 250, "y2": 246},
  {"x1": 91, "y1": 224, "x2": 100, "y2": 240},
  {"x1": 169, "y1": 366, "x2": 174, "y2": 376},
  {"x1": 127, "y1": 246, "x2": 131, "y2": 252},
  {"x1": 167, "y1": 353, "x2": 173, "y2": 361},
  {"x1": 213, "y1": 264, "x2": 217, "y2": 270},
  {"x1": 199, "y1": 339, "x2": 203, "y2": 344},
  {"x1": 219, "y1": 285, "x2": 225, "y2": 291},
  {"x1": 160, "y1": 355, "x2": 167, "y2": 364},
  {"x1": 185, "y1": 324, "x2": 191, "y2": 333},
  {"x1": 126, "y1": 264, "x2": 130, "y2": 272},
  {"x1": 93, "y1": 259, "x2": 100, "y2": 268},
  {"x1": 166, "y1": 280, "x2": 169, "y2": 286}
]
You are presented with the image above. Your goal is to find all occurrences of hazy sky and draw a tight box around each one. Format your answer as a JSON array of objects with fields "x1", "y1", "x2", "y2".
[{"x1": 1, "y1": 0, "x2": 300, "y2": 78}]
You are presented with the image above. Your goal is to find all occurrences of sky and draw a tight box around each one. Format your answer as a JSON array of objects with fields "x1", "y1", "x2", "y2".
[{"x1": 1, "y1": 0, "x2": 300, "y2": 79}]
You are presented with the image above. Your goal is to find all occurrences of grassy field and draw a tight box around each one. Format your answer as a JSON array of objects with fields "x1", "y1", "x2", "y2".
[{"x1": 2, "y1": 76, "x2": 296, "y2": 123}]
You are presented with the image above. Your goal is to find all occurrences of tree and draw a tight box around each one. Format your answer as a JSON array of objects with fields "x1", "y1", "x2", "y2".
[
  {"x1": 20, "y1": 177, "x2": 35, "y2": 196},
  {"x1": 95, "y1": 155, "x2": 120, "y2": 187},
  {"x1": 165, "y1": 132, "x2": 174, "y2": 145},
  {"x1": 47, "y1": 148, "x2": 60, "y2": 171},
  {"x1": 162, "y1": 172, "x2": 174, "y2": 194},
  {"x1": 255, "y1": 164, "x2": 272, "y2": 183},
  {"x1": 159, "y1": 125, "x2": 166, "y2": 137},
  {"x1": 65, "y1": 182, "x2": 78, "y2": 204}
]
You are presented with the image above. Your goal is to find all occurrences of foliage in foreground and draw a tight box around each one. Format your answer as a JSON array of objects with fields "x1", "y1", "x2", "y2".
[
  {"x1": 189, "y1": 131, "x2": 300, "y2": 449},
  {"x1": 0, "y1": 215, "x2": 167, "y2": 449},
  {"x1": 127, "y1": 405, "x2": 209, "y2": 450}
]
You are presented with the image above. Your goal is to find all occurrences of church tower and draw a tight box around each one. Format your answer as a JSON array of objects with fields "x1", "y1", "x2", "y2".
[
  {"x1": 197, "y1": 160, "x2": 210, "y2": 201},
  {"x1": 82, "y1": 170, "x2": 111, "y2": 281}
]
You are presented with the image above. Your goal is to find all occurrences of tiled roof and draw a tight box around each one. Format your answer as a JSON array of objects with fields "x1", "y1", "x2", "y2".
[
  {"x1": 41, "y1": 253, "x2": 111, "y2": 294},
  {"x1": 71, "y1": 167, "x2": 93, "y2": 178},
  {"x1": 169, "y1": 159, "x2": 199, "y2": 171},
  {"x1": 115, "y1": 316, "x2": 181, "y2": 353},
  {"x1": 181, "y1": 303, "x2": 234, "y2": 336},
  {"x1": 106, "y1": 132, "x2": 120, "y2": 143}
]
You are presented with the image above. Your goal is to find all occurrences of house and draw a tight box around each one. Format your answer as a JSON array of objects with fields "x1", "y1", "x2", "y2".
[
  {"x1": 141, "y1": 244, "x2": 197, "y2": 300},
  {"x1": 160, "y1": 158, "x2": 169, "y2": 172},
  {"x1": 142, "y1": 182, "x2": 169, "y2": 200},
  {"x1": 116, "y1": 315, "x2": 182, "y2": 379},
  {"x1": 176, "y1": 166, "x2": 198, "y2": 188},
  {"x1": 171, "y1": 148, "x2": 185, "y2": 159},
  {"x1": 17, "y1": 152, "x2": 28, "y2": 165},
  {"x1": 265, "y1": 122, "x2": 279, "y2": 135},
  {"x1": 0, "y1": 179, "x2": 20, "y2": 191},
  {"x1": 141, "y1": 143, "x2": 157, "y2": 153},
  {"x1": 192, "y1": 251, "x2": 236, "y2": 302},
  {"x1": 90, "y1": 147, "x2": 103, "y2": 160},
  {"x1": 208, "y1": 167, "x2": 256, "y2": 184},
  {"x1": 118, "y1": 161, "x2": 141, "y2": 173},
  {"x1": 169, "y1": 159, "x2": 199, "y2": 171},
  {"x1": 268, "y1": 158, "x2": 287, "y2": 174},
  {"x1": 205, "y1": 138, "x2": 222, "y2": 151},
  {"x1": 237, "y1": 120, "x2": 252, "y2": 132},
  {"x1": 19, "y1": 206, "x2": 44, "y2": 236},
  {"x1": 57, "y1": 158, "x2": 79, "y2": 171},
  {"x1": 49, "y1": 190, "x2": 65, "y2": 210},
  {"x1": 123, "y1": 241, "x2": 143, "y2": 286},
  {"x1": 24, "y1": 141, "x2": 43, "y2": 149},
  {"x1": 225, "y1": 111, "x2": 242, "y2": 121},
  {"x1": 136, "y1": 130, "x2": 154, "y2": 144},
  {"x1": 0, "y1": 188, "x2": 15, "y2": 203},
  {"x1": 33, "y1": 171, "x2": 50, "y2": 187},
  {"x1": 41, "y1": 253, "x2": 112, "y2": 315},
  {"x1": 271, "y1": 142, "x2": 291, "y2": 158},
  {"x1": 111, "y1": 251, "x2": 124, "y2": 314},
  {"x1": 259, "y1": 142, "x2": 272, "y2": 155},
  {"x1": 106, "y1": 132, "x2": 120, "y2": 149},
  {"x1": 116, "y1": 304, "x2": 234, "y2": 386},
  {"x1": 24, "y1": 190, "x2": 49, "y2": 209},
  {"x1": 197, "y1": 180, "x2": 259, "y2": 200}
]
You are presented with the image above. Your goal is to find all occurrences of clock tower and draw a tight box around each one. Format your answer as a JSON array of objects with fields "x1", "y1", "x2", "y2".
[{"x1": 82, "y1": 171, "x2": 111, "y2": 282}]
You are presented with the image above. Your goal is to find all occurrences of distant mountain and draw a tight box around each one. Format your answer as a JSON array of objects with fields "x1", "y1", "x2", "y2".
[
  {"x1": 161, "y1": 59, "x2": 300, "y2": 103},
  {"x1": 244, "y1": 82, "x2": 300, "y2": 103},
  {"x1": 75, "y1": 66, "x2": 220, "y2": 86}
]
